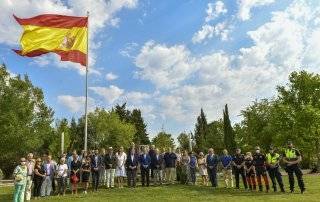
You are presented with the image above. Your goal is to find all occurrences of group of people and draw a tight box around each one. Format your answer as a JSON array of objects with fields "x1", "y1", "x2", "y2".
[{"x1": 12, "y1": 141, "x2": 305, "y2": 202}]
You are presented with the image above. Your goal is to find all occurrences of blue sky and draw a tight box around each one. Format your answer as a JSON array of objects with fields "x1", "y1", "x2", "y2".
[{"x1": 1, "y1": 0, "x2": 320, "y2": 139}]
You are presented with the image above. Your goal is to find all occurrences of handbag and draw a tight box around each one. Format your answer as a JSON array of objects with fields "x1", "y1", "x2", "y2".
[{"x1": 71, "y1": 174, "x2": 79, "y2": 183}]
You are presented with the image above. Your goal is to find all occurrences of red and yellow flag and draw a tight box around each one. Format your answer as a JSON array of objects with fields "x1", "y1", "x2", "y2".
[{"x1": 14, "y1": 14, "x2": 88, "y2": 66}]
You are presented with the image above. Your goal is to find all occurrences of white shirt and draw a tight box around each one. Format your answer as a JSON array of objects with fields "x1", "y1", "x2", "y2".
[{"x1": 57, "y1": 164, "x2": 68, "y2": 177}]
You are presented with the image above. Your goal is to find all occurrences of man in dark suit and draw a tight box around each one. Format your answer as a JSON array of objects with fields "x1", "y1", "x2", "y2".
[
  {"x1": 140, "y1": 147, "x2": 151, "y2": 186},
  {"x1": 149, "y1": 145, "x2": 156, "y2": 181},
  {"x1": 104, "y1": 147, "x2": 117, "y2": 188},
  {"x1": 91, "y1": 149, "x2": 103, "y2": 191},
  {"x1": 153, "y1": 148, "x2": 163, "y2": 185},
  {"x1": 126, "y1": 148, "x2": 139, "y2": 187},
  {"x1": 206, "y1": 148, "x2": 219, "y2": 187}
]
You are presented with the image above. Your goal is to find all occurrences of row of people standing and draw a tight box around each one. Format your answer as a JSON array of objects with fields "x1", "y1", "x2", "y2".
[{"x1": 12, "y1": 141, "x2": 306, "y2": 201}]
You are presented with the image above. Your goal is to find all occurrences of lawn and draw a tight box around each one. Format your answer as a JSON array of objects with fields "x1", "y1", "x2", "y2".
[{"x1": 1, "y1": 175, "x2": 319, "y2": 202}]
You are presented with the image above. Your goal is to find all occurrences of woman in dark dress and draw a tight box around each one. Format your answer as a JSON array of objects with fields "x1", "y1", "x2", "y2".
[
  {"x1": 70, "y1": 153, "x2": 81, "y2": 195},
  {"x1": 81, "y1": 156, "x2": 91, "y2": 194},
  {"x1": 33, "y1": 158, "x2": 45, "y2": 199}
]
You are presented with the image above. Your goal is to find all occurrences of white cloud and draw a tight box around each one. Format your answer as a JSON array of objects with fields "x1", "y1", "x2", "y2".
[
  {"x1": 124, "y1": 91, "x2": 151, "y2": 104},
  {"x1": 135, "y1": 1, "x2": 320, "y2": 131},
  {"x1": 105, "y1": 72, "x2": 118, "y2": 81},
  {"x1": 89, "y1": 85, "x2": 124, "y2": 104},
  {"x1": 192, "y1": 2, "x2": 231, "y2": 44},
  {"x1": 57, "y1": 95, "x2": 95, "y2": 113},
  {"x1": 192, "y1": 22, "x2": 231, "y2": 43},
  {"x1": 205, "y1": 1, "x2": 227, "y2": 22},
  {"x1": 110, "y1": 18, "x2": 120, "y2": 27},
  {"x1": 135, "y1": 41, "x2": 196, "y2": 89},
  {"x1": 119, "y1": 42, "x2": 139, "y2": 58},
  {"x1": 237, "y1": 0, "x2": 275, "y2": 21}
]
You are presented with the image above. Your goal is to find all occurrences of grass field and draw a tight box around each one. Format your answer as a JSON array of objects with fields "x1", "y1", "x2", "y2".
[{"x1": 1, "y1": 174, "x2": 319, "y2": 202}]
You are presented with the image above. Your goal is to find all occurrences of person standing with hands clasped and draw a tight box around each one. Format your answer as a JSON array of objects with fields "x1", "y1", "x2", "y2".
[
  {"x1": 220, "y1": 149, "x2": 233, "y2": 188},
  {"x1": 206, "y1": 148, "x2": 219, "y2": 188},
  {"x1": 233, "y1": 148, "x2": 248, "y2": 190},
  {"x1": 266, "y1": 146, "x2": 285, "y2": 192},
  {"x1": 253, "y1": 146, "x2": 270, "y2": 192},
  {"x1": 283, "y1": 141, "x2": 305, "y2": 194}
]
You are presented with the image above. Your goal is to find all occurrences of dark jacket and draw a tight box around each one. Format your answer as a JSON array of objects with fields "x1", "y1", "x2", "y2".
[
  {"x1": 139, "y1": 154, "x2": 151, "y2": 169},
  {"x1": 91, "y1": 155, "x2": 103, "y2": 171},
  {"x1": 104, "y1": 153, "x2": 117, "y2": 169},
  {"x1": 153, "y1": 154, "x2": 163, "y2": 170},
  {"x1": 163, "y1": 152, "x2": 177, "y2": 168},
  {"x1": 206, "y1": 154, "x2": 219, "y2": 169},
  {"x1": 126, "y1": 154, "x2": 139, "y2": 170}
]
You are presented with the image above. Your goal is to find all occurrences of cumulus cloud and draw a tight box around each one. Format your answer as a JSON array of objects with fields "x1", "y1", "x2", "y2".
[
  {"x1": 192, "y1": 1, "x2": 231, "y2": 44},
  {"x1": 237, "y1": 0, "x2": 275, "y2": 21},
  {"x1": 134, "y1": 41, "x2": 196, "y2": 89},
  {"x1": 205, "y1": 1, "x2": 227, "y2": 22},
  {"x1": 135, "y1": 1, "x2": 320, "y2": 129},
  {"x1": 105, "y1": 72, "x2": 118, "y2": 81},
  {"x1": 57, "y1": 95, "x2": 95, "y2": 113},
  {"x1": 89, "y1": 85, "x2": 124, "y2": 104}
]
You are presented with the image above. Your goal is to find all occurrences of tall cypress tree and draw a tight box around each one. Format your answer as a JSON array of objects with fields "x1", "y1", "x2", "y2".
[
  {"x1": 130, "y1": 109, "x2": 150, "y2": 145},
  {"x1": 194, "y1": 108, "x2": 208, "y2": 151},
  {"x1": 223, "y1": 104, "x2": 237, "y2": 153}
]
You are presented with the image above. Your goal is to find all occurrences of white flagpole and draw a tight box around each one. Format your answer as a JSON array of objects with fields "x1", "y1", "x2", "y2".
[
  {"x1": 84, "y1": 11, "x2": 89, "y2": 152},
  {"x1": 61, "y1": 132, "x2": 65, "y2": 154}
]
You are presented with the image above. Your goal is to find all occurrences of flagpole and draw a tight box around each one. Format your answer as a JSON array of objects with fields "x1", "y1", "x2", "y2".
[{"x1": 84, "y1": 11, "x2": 89, "y2": 152}]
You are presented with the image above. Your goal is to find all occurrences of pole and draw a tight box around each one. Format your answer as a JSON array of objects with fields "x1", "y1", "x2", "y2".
[
  {"x1": 84, "y1": 11, "x2": 89, "y2": 152},
  {"x1": 61, "y1": 132, "x2": 64, "y2": 154}
]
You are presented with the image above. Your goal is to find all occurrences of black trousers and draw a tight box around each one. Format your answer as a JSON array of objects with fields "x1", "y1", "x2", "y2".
[
  {"x1": 33, "y1": 179, "x2": 43, "y2": 197},
  {"x1": 208, "y1": 168, "x2": 217, "y2": 187},
  {"x1": 141, "y1": 167, "x2": 150, "y2": 186},
  {"x1": 287, "y1": 164, "x2": 305, "y2": 191},
  {"x1": 234, "y1": 167, "x2": 247, "y2": 189},
  {"x1": 268, "y1": 167, "x2": 284, "y2": 191},
  {"x1": 91, "y1": 171, "x2": 100, "y2": 190},
  {"x1": 127, "y1": 169, "x2": 137, "y2": 187}
]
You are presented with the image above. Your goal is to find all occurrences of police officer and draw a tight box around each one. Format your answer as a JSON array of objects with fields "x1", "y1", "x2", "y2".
[
  {"x1": 253, "y1": 146, "x2": 270, "y2": 192},
  {"x1": 232, "y1": 148, "x2": 248, "y2": 190},
  {"x1": 266, "y1": 146, "x2": 285, "y2": 192},
  {"x1": 283, "y1": 141, "x2": 305, "y2": 193}
]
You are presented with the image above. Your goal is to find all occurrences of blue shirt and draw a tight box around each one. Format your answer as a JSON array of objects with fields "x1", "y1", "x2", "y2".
[
  {"x1": 220, "y1": 155, "x2": 233, "y2": 168},
  {"x1": 189, "y1": 156, "x2": 197, "y2": 168}
]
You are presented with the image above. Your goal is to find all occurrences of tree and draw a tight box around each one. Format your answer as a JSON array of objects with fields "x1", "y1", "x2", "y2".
[
  {"x1": 114, "y1": 103, "x2": 130, "y2": 122},
  {"x1": 78, "y1": 108, "x2": 136, "y2": 149},
  {"x1": 223, "y1": 104, "x2": 237, "y2": 153},
  {"x1": 49, "y1": 118, "x2": 71, "y2": 157},
  {"x1": 152, "y1": 131, "x2": 175, "y2": 150},
  {"x1": 206, "y1": 119, "x2": 224, "y2": 153},
  {"x1": 177, "y1": 132, "x2": 190, "y2": 151},
  {"x1": 130, "y1": 109, "x2": 150, "y2": 145},
  {"x1": 0, "y1": 64, "x2": 54, "y2": 177},
  {"x1": 194, "y1": 108, "x2": 208, "y2": 151}
]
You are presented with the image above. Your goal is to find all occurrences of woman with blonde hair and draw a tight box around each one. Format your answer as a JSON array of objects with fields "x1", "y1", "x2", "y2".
[{"x1": 198, "y1": 152, "x2": 208, "y2": 186}]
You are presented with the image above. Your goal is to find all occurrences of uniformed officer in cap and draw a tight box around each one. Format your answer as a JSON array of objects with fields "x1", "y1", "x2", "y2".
[
  {"x1": 282, "y1": 141, "x2": 305, "y2": 193},
  {"x1": 266, "y1": 146, "x2": 285, "y2": 192}
]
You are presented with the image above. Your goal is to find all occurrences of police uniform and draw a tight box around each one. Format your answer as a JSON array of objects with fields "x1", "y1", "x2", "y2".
[
  {"x1": 266, "y1": 152, "x2": 284, "y2": 192},
  {"x1": 283, "y1": 148, "x2": 305, "y2": 193},
  {"x1": 253, "y1": 153, "x2": 270, "y2": 192},
  {"x1": 233, "y1": 153, "x2": 248, "y2": 189}
]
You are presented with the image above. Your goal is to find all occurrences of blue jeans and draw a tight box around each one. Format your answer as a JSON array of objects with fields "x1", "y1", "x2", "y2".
[{"x1": 13, "y1": 183, "x2": 26, "y2": 202}]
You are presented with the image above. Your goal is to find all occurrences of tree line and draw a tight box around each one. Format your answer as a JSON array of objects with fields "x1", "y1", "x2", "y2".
[{"x1": 1, "y1": 63, "x2": 320, "y2": 177}]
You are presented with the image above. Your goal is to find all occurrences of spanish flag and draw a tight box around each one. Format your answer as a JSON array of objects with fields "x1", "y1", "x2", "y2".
[{"x1": 13, "y1": 14, "x2": 88, "y2": 66}]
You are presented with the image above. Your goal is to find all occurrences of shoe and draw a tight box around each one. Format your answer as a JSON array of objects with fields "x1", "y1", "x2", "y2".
[{"x1": 301, "y1": 188, "x2": 306, "y2": 194}]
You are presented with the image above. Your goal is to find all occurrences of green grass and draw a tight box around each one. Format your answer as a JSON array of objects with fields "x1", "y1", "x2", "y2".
[{"x1": 1, "y1": 175, "x2": 319, "y2": 202}]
